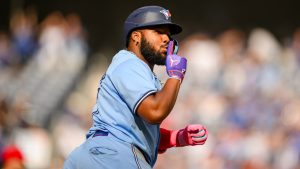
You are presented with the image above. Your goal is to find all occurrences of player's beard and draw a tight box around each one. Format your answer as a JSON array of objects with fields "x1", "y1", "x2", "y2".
[{"x1": 140, "y1": 36, "x2": 166, "y2": 65}]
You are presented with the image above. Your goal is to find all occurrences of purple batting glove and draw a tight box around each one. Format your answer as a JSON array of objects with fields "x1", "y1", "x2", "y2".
[{"x1": 166, "y1": 40, "x2": 187, "y2": 82}]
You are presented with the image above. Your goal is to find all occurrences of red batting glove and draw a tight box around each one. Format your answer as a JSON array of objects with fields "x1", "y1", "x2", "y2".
[
  {"x1": 158, "y1": 124, "x2": 208, "y2": 153},
  {"x1": 175, "y1": 124, "x2": 208, "y2": 147}
]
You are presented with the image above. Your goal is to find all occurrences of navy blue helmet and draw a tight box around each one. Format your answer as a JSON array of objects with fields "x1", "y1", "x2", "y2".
[{"x1": 124, "y1": 6, "x2": 182, "y2": 42}]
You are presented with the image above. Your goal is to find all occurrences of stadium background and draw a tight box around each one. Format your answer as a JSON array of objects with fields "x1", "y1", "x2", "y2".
[{"x1": 1, "y1": 0, "x2": 300, "y2": 169}]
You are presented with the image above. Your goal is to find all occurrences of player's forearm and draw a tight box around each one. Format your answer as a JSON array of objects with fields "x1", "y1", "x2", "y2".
[
  {"x1": 152, "y1": 78, "x2": 181, "y2": 119},
  {"x1": 137, "y1": 78, "x2": 181, "y2": 124}
]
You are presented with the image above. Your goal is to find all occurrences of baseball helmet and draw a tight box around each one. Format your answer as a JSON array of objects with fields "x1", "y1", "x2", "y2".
[{"x1": 124, "y1": 6, "x2": 182, "y2": 42}]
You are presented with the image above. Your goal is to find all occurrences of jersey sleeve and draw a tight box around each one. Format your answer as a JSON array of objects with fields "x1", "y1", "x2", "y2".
[{"x1": 110, "y1": 59, "x2": 158, "y2": 114}]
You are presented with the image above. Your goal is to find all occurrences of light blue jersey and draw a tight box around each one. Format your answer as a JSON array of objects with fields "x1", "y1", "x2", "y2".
[{"x1": 87, "y1": 50, "x2": 162, "y2": 166}]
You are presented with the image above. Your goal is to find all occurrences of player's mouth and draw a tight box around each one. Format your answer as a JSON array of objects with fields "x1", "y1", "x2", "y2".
[
  {"x1": 162, "y1": 46, "x2": 168, "y2": 54},
  {"x1": 162, "y1": 50, "x2": 167, "y2": 56}
]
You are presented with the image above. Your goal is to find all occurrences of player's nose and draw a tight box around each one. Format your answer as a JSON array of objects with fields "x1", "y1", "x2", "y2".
[{"x1": 162, "y1": 34, "x2": 170, "y2": 44}]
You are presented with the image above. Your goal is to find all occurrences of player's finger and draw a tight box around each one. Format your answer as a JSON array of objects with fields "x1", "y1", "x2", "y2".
[
  {"x1": 192, "y1": 133, "x2": 207, "y2": 140},
  {"x1": 192, "y1": 140, "x2": 206, "y2": 145},
  {"x1": 189, "y1": 129, "x2": 206, "y2": 137},
  {"x1": 187, "y1": 124, "x2": 206, "y2": 133},
  {"x1": 167, "y1": 40, "x2": 174, "y2": 55},
  {"x1": 192, "y1": 135, "x2": 208, "y2": 143}
]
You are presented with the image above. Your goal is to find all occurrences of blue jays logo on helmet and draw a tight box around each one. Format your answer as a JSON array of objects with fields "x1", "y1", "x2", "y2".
[{"x1": 160, "y1": 9, "x2": 171, "y2": 20}]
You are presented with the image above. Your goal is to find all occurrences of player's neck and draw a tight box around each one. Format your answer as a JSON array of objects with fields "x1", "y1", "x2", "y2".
[{"x1": 126, "y1": 47, "x2": 154, "y2": 71}]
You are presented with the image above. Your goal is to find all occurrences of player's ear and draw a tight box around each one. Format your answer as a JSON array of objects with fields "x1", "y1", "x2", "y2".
[{"x1": 131, "y1": 30, "x2": 141, "y2": 46}]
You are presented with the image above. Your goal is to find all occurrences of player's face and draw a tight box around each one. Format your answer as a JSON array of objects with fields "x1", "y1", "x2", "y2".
[{"x1": 139, "y1": 26, "x2": 171, "y2": 65}]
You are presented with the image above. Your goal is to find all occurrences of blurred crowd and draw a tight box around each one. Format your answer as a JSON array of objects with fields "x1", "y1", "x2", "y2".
[
  {"x1": 1, "y1": 7, "x2": 300, "y2": 169},
  {"x1": 154, "y1": 28, "x2": 300, "y2": 169},
  {"x1": 0, "y1": 8, "x2": 88, "y2": 169}
]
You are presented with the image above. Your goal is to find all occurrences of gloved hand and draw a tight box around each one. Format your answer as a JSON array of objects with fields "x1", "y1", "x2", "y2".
[
  {"x1": 174, "y1": 124, "x2": 208, "y2": 147},
  {"x1": 158, "y1": 124, "x2": 208, "y2": 153},
  {"x1": 166, "y1": 40, "x2": 187, "y2": 82}
]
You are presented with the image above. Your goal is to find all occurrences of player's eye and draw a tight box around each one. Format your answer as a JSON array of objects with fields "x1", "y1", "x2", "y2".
[
  {"x1": 156, "y1": 30, "x2": 170, "y2": 37},
  {"x1": 156, "y1": 30, "x2": 163, "y2": 34}
]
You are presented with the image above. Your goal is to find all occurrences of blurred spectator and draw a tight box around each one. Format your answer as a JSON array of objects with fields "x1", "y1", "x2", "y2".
[
  {"x1": 0, "y1": 94, "x2": 8, "y2": 130},
  {"x1": 10, "y1": 7, "x2": 38, "y2": 65},
  {"x1": 247, "y1": 28, "x2": 282, "y2": 65},
  {"x1": 215, "y1": 28, "x2": 247, "y2": 97},
  {"x1": 0, "y1": 32, "x2": 15, "y2": 69},
  {"x1": 180, "y1": 33, "x2": 222, "y2": 91},
  {"x1": 217, "y1": 28, "x2": 246, "y2": 62},
  {"x1": 65, "y1": 13, "x2": 89, "y2": 56},
  {"x1": 291, "y1": 28, "x2": 300, "y2": 67},
  {"x1": 282, "y1": 28, "x2": 300, "y2": 96},
  {"x1": 0, "y1": 145, "x2": 25, "y2": 169},
  {"x1": 35, "y1": 11, "x2": 67, "y2": 72},
  {"x1": 13, "y1": 126, "x2": 52, "y2": 169}
]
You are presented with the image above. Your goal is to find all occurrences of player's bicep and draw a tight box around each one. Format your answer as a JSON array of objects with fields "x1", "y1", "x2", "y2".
[
  {"x1": 136, "y1": 93, "x2": 158, "y2": 123},
  {"x1": 111, "y1": 60, "x2": 158, "y2": 113}
]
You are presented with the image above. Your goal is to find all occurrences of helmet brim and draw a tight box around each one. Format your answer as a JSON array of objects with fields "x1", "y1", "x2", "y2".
[
  {"x1": 133, "y1": 22, "x2": 182, "y2": 35},
  {"x1": 157, "y1": 23, "x2": 182, "y2": 35}
]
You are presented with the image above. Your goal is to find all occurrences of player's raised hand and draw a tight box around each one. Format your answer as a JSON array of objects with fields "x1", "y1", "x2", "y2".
[
  {"x1": 177, "y1": 124, "x2": 208, "y2": 146},
  {"x1": 165, "y1": 40, "x2": 187, "y2": 82}
]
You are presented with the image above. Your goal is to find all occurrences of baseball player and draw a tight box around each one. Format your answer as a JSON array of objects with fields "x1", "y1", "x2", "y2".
[{"x1": 63, "y1": 5, "x2": 208, "y2": 169}]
